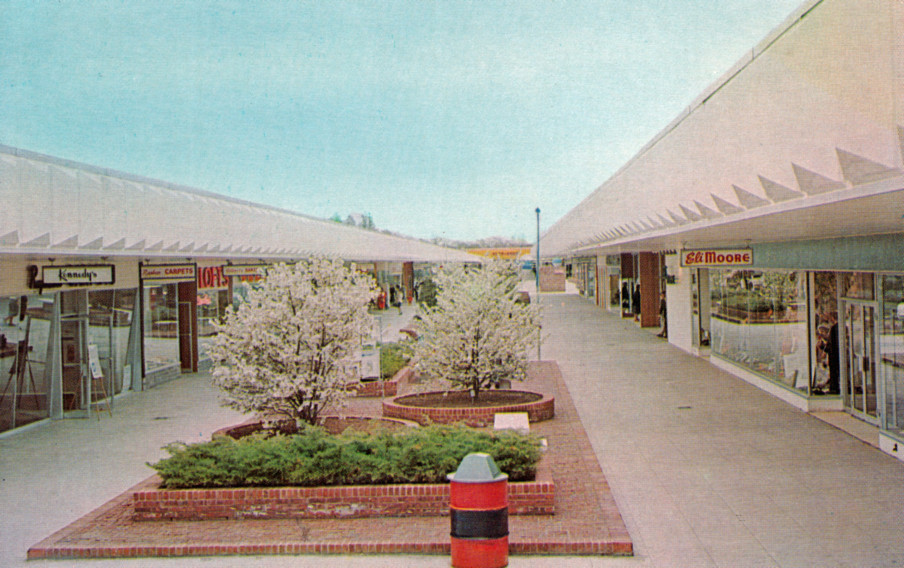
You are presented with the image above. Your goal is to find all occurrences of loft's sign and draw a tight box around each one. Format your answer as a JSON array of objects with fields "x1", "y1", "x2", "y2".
[
  {"x1": 222, "y1": 265, "x2": 266, "y2": 277},
  {"x1": 198, "y1": 266, "x2": 228, "y2": 289},
  {"x1": 141, "y1": 264, "x2": 196, "y2": 280},
  {"x1": 681, "y1": 249, "x2": 753, "y2": 267},
  {"x1": 42, "y1": 265, "x2": 115, "y2": 285}
]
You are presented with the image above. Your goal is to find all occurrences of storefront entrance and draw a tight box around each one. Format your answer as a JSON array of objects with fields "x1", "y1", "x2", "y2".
[{"x1": 843, "y1": 301, "x2": 879, "y2": 424}]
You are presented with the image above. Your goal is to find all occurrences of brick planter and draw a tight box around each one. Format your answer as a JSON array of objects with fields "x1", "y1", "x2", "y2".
[
  {"x1": 132, "y1": 476, "x2": 554, "y2": 521},
  {"x1": 345, "y1": 363, "x2": 415, "y2": 398},
  {"x1": 382, "y1": 390, "x2": 555, "y2": 427}
]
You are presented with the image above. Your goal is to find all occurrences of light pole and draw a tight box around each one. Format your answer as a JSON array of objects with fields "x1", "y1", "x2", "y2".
[
  {"x1": 535, "y1": 207, "x2": 541, "y2": 361},
  {"x1": 535, "y1": 207, "x2": 540, "y2": 296}
]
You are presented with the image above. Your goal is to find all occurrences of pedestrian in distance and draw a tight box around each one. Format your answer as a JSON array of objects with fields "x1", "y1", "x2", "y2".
[
  {"x1": 656, "y1": 291, "x2": 668, "y2": 338},
  {"x1": 632, "y1": 285, "x2": 641, "y2": 322}
]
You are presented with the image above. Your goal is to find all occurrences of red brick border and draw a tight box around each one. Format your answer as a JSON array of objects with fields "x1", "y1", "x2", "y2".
[
  {"x1": 132, "y1": 475, "x2": 554, "y2": 521},
  {"x1": 345, "y1": 363, "x2": 415, "y2": 397},
  {"x1": 382, "y1": 390, "x2": 555, "y2": 427},
  {"x1": 29, "y1": 540, "x2": 634, "y2": 560},
  {"x1": 27, "y1": 361, "x2": 632, "y2": 561}
]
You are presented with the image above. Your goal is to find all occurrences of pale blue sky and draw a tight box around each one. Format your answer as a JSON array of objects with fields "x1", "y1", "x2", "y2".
[{"x1": 1, "y1": 1, "x2": 804, "y2": 242}]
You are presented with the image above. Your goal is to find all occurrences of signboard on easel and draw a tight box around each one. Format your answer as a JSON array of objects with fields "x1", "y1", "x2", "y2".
[{"x1": 87, "y1": 344, "x2": 103, "y2": 379}]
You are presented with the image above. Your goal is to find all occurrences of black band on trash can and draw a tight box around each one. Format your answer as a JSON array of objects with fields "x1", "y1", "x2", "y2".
[{"x1": 450, "y1": 508, "x2": 509, "y2": 539}]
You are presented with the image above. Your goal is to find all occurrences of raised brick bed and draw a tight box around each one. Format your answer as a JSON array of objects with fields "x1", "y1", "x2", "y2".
[
  {"x1": 382, "y1": 390, "x2": 555, "y2": 427},
  {"x1": 132, "y1": 476, "x2": 554, "y2": 521},
  {"x1": 345, "y1": 363, "x2": 415, "y2": 397}
]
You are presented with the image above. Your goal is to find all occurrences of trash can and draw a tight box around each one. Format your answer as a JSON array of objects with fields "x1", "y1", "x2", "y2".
[{"x1": 448, "y1": 453, "x2": 509, "y2": 568}]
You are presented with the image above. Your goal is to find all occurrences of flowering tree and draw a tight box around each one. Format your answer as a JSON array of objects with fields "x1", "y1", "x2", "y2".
[
  {"x1": 415, "y1": 260, "x2": 541, "y2": 400},
  {"x1": 208, "y1": 258, "x2": 378, "y2": 425}
]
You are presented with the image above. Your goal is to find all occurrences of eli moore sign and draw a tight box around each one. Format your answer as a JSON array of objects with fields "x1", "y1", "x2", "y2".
[{"x1": 680, "y1": 249, "x2": 753, "y2": 267}]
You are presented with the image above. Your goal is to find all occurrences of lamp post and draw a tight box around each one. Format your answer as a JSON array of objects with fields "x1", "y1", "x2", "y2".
[
  {"x1": 535, "y1": 208, "x2": 540, "y2": 296},
  {"x1": 535, "y1": 207, "x2": 541, "y2": 361}
]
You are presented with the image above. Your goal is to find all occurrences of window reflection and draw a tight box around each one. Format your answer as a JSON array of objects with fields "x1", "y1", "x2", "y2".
[
  {"x1": 881, "y1": 275, "x2": 904, "y2": 437},
  {"x1": 710, "y1": 270, "x2": 809, "y2": 390},
  {"x1": 0, "y1": 294, "x2": 53, "y2": 432},
  {"x1": 143, "y1": 284, "x2": 179, "y2": 372}
]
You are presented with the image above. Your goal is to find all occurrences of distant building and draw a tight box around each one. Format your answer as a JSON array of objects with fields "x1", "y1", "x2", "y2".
[{"x1": 466, "y1": 247, "x2": 532, "y2": 260}]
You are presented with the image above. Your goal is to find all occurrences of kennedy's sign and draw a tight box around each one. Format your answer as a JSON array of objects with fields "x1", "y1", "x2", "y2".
[
  {"x1": 43, "y1": 265, "x2": 115, "y2": 286},
  {"x1": 681, "y1": 249, "x2": 753, "y2": 267}
]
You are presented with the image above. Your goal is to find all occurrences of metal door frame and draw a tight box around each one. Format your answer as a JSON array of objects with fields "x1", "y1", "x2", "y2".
[{"x1": 840, "y1": 299, "x2": 881, "y2": 425}]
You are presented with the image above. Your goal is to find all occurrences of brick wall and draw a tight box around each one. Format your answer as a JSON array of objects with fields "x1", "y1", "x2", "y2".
[
  {"x1": 539, "y1": 266, "x2": 566, "y2": 292},
  {"x1": 132, "y1": 477, "x2": 555, "y2": 521},
  {"x1": 345, "y1": 363, "x2": 415, "y2": 398}
]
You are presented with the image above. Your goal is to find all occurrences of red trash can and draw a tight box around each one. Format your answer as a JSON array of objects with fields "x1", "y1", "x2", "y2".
[{"x1": 448, "y1": 453, "x2": 509, "y2": 568}]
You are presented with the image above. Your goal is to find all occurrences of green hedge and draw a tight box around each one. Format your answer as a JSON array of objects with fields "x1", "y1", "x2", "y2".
[
  {"x1": 150, "y1": 424, "x2": 542, "y2": 488},
  {"x1": 380, "y1": 341, "x2": 413, "y2": 379}
]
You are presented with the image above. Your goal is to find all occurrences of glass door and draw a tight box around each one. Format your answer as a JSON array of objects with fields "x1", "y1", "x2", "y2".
[{"x1": 843, "y1": 301, "x2": 879, "y2": 423}]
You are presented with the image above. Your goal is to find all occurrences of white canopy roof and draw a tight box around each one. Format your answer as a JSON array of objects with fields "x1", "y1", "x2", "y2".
[
  {"x1": 0, "y1": 145, "x2": 480, "y2": 264},
  {"x1": 541, "y1": 0, "x2": 904, "y2": 258}
]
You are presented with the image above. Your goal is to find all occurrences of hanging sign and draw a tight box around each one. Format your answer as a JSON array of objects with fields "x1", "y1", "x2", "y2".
[
  {"x1": 197, "y1": 266, "x2": 228, "y2": 289},
  {"x1": 140, "y1": 264, "x2": 196, "y2": 280},
  {"x1": 42, "y1": 265, "x2": 115, "y2": 286},
  {"x1": 681, "y1": 249, "x2": 753, "y2": 267},
  {"x1": 222, "y1": 265, "x2": 267, "y2": 277}
]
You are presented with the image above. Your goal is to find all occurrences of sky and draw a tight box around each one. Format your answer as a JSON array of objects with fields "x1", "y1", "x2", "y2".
[{"x1": 0, "y1": 0, "x2": 806, "y2": 242}]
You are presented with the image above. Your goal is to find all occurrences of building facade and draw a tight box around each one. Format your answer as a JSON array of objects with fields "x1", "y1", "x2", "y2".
[
  {"x1": 0, "y1": 146, "x2": 477, "y2": 435},
  {"x1": 540, "y1": 0, "x2": 904, "y2": 461}
]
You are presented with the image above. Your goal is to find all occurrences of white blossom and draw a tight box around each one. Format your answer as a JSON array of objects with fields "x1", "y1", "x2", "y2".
[
  {"x1": 208, "y1": 258, "x2": 378, "y2": 425},
  {"x1": 414, "y1": 260, "x2": 541, "y2": 399}
]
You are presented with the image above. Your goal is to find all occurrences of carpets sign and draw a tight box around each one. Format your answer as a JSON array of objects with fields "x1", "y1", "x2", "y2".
[
  {"x1": 681, "y1": 249, "x2": 753, "y2": 267},
  {"x1": 140, "y1": 264, "x2": 196, "y2": 280}
]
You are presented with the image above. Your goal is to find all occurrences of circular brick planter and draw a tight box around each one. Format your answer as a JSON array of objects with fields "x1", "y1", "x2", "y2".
[{"x1": 383, "y1": 390, "x2": 555, "y2": 427}]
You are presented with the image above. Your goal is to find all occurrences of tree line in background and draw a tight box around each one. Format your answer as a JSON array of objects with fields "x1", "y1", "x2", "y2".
[{"x1": 329, "y1": 211, "x2": 528, "y2": 249}]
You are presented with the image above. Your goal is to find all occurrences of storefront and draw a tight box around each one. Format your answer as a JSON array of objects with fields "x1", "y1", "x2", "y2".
[
  {"x1": 139, "y1": 263, "x2": 197, "y2": 386},
  {"x1": 662, "y1": 237, "x2": 904, "y2": 455},
  {"x1": 0, "y1": 260, "x2": 142, "y2": 433},
  {"x1": 196, "y1": 264, "x2": 231, "y2": 363},
  {"x1": 571, "y1": 257, "x2": 597, "y2": 300}
]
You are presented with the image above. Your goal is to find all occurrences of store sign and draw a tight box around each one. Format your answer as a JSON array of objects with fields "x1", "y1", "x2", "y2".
[
  {"x1": 197, "y1": 266, "x2": 228, "y2": 289},
  {"x1": 222, "y1": 265, "x2": 267, "y2": 277},
  {"x1": 681, "y1": 249, "x2": 753, "y2": 267},
  {"x1": 140, "y1": 264, "x2": 196, "y2": 280},
  {"x1": 42, "y1": 265, "x2": 115, "y2": 286}
]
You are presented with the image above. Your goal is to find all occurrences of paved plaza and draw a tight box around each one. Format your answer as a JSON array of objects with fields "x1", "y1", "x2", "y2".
[{"x1": 2, "y1": 294, "x2": 904, "y2": 567}]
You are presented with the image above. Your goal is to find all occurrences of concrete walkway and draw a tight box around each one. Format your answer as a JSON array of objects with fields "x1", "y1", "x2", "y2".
[
  {"x1": 541, "y1": 293, "x2": 904, "y2": 567},
  {"x1": 2, "y1": 293, "x2": 904, "y2": 567}
]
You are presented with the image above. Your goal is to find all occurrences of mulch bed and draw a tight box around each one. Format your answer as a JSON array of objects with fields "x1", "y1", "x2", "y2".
[
  {"x1": 28, "y1": 361, "x2": 632, "y2": 560},
  {"x1": 392, "y1": 389, "x2": 542, "y2": 408}
]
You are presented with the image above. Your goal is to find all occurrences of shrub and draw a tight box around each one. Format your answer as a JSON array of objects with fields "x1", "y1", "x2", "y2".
[{"x1": 149, "y1": 424, "x2": 542, "y2": 488}]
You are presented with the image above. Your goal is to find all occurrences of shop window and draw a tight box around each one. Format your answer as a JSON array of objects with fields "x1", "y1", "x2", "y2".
[
  {"x1": 881, "y1": 275, "x2": 904, "y2": 437},
  {"x1": 197, "y1": 288, "x2": 230, "y2": 360},
  {"x1": 811, "y1": 273, "x2": 839, "y2": 395},
  {"x1": 709, "y1": 270, "x2": 809, "y2": 390},
  {"x1": 842, "y1": 272, "x2": 874, "y2": 300},
  {"x1": 0, "y1": 294, "x2": 54, "y2": 432},
  {"x1": 143, "y1": 284, "x2": 179, "y2": 373},
  {"x1": 88, "y1": 289, "x2": 136, "y2": 395}
]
